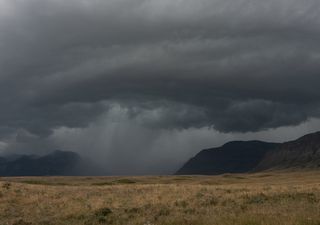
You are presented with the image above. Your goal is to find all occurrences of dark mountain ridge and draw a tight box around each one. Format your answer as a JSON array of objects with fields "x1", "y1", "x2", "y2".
[
  {"x1": 256, "y1": 131, "x2": 320, "y2": 171},
  {"x1": 0, "y1": 150, "x2": 105, "y2": 176},
  {"x1": 177, "y1": 131, "x2": 320, "y2": 175},
  {"x1": 176, "y1": 141, "x2": 279, "y2": 175}
]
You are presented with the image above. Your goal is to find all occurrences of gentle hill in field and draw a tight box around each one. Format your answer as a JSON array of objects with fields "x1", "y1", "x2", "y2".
[
  {"x1": 256, "y1": 131, "x2": 320, "y2": 171},
  {"x1": 176, "y1": 141, "x2": 279, "y2": 175},
  {"x1": 177, "y1": 131, "x2": 320, "y2": 175},
  {"x1": 0, "y1": 150, "x2": 105, "y2": 176}
]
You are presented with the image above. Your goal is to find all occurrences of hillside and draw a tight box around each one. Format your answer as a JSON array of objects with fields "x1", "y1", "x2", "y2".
[
  {"x1": 177, "y1": 131, "x2": 320, "y2": 175},
  {"x1": 176, "y1": 141, "x2": 278, "y2": 175},
  {"x1": 256, "y1": 131, "x2": 320, "y2": 171}
]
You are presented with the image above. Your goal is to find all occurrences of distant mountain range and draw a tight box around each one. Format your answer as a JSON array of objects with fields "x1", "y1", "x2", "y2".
[
  {"x1": 1, "y1": 131, "x2": 319, "y2": 176},
  {"x1": 0, "y1": 150, "x2": 105, "y2": 176},
  {"x1": 177, "y1": 131, "x2": 320, "y2": 175}
]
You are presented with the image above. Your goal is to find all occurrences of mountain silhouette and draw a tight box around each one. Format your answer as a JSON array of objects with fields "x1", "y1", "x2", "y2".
[
  {"x1": 177, "y1": 131, "x2": 320, "y2": 175},
  {"x1": 0, "y1": 150, "x2": 105, "y2": 176}
]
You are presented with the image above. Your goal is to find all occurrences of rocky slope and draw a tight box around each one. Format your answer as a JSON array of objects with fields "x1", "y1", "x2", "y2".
[{"x1": 255, "y1": 131, "x2": 320, "y2": 171}]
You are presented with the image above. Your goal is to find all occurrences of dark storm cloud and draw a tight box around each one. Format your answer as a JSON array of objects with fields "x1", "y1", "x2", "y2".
[{"x1": 1, "y1": 0, "x2": 320, "y2": 138}]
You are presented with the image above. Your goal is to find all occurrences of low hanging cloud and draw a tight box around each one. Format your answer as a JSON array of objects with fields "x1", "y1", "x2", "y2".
[{"x1": 1, "y1": 0, "x2": 320, "y2": 173}]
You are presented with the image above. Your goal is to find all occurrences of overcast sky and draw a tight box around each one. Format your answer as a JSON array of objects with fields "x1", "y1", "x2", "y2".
[{"x1": 1, "y1": 0, "x2": 320, "y2": 174}]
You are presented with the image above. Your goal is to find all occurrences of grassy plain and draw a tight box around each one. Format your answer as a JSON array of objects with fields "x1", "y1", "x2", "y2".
[{"x1": 1, "y1": 171, "x2": 320, "y2": 225}]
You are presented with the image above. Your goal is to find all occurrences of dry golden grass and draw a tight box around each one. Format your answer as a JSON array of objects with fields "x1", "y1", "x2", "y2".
[{"x1": 1, "y1": 171, "x2": 320, "y2": 225}]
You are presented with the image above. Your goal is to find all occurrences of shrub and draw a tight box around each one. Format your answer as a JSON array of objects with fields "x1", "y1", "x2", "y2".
[
  {"x1": 95, "y1": 208, "x2": 112, "y2": 217},
  {"x1": 115, "y1": 179, "x2": 136, "y2": 184},
  {"x1": 2, "y1": 182, "x2": 11, "y2": 190}
]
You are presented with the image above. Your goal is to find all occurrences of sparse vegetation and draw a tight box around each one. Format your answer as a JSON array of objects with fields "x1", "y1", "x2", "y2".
[
  {"x1": 2, "y1": 182, "x2": 11, "y2": 190},
  {"x1": 1, "y1": 171, "x2": 320, "y2": 225},
  {"x1": 114, "y1": 179, "x2": 137, "y2": 184}
]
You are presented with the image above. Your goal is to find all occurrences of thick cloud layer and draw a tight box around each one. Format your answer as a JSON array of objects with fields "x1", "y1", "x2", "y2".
[{"x1": 1, "y1": 0, "x2": 320, "y2": 174}]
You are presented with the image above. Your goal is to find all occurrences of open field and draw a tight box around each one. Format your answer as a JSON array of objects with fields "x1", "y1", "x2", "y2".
[{"x1": 1, "y1": 171, "x2": 320, "y2": 225}]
